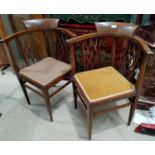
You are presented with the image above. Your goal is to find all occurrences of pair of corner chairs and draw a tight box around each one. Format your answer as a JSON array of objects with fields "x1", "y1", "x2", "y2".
[{"x1": 0, "y1": 18, "x2": 153, "y2": 140}]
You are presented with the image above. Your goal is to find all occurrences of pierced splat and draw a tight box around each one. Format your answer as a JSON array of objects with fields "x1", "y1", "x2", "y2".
[
  {"x1": 117, "y1": 40, "x2": 143, "y2": 83},
  {"x1": 16, "y1": 34, "x2": 40, "y2": 66},
  {"x1": 55, "y1": 31, "x2": 68, "y2": 62},
  {"x1": 75, "y1": 37, "x2": 117, "y2": 71},
  {"x1": 55, "y1": 29, "x2": 76, "y2": 63}
]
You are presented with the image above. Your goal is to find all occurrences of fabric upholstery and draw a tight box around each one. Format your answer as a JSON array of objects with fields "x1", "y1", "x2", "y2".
[
  {"x1": 74, "y1": 66, "x2": 135, "y2": 103},
  {"x1": 19, "y1": 57, "x2": 71, "y2": 86}
]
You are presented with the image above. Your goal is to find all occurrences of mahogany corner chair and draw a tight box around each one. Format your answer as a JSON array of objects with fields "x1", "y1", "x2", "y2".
[
  {"x1": 66, "y1": 32, "x2": 153, "y2": 140},
  {"x1": 0, "y1": 27, "x2": 76, "y2": 122}
]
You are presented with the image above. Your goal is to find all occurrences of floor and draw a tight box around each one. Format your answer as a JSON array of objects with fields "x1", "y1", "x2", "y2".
[{"x1": 0, "y1": 68, "x2": 154, "y2": 141}]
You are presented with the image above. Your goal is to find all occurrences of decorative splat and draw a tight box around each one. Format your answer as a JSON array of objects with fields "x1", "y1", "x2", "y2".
[
  {"x1": 56, "y1": 31, "x2": 70, "y2": 63},
  {"x1": 16, "y1": 33, "x2": 40, "y2": 66}
]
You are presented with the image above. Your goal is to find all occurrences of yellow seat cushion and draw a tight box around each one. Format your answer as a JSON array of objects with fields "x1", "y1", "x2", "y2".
[{"x1": 74, "y1": 66, "x2": 135, "y2": 103}]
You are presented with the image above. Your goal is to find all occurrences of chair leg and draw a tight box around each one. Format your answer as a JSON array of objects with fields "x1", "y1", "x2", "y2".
[
  {"x1": 42, "y1": 88, "x2": 53, "y2": 122},
  {"x1": 88, "y1": 106, "x2": 93, "y2": 140},
  {"x1": 0, "y1": 64, "x2": 10, "y2": 75},
  {"x1": 17, "y1": 77, "x2": 31, "y2": 105},
  {"x1": 72, "y1": 83, "x2": 78, "y2": 109},
  {"x1": 128, "y1": 97, "x2": 137, "y2": 126}
]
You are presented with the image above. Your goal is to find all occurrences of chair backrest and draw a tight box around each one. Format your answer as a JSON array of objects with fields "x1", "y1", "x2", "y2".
[
  {"x1": 23, "y1": 18, "x2": 60, "y2": 58},
  {"x1": 0, "y1": 28, "x2": 76, "y2": 74},
  {"x1": 95, "y1": 22, "x2": 138, "y2": 36},
  {"x1": 95, "y1": 22, "x2": 139, "y2": 72},
  {"x1": 23, "y1": 18, "x2": 76, "y2": 62},
  {"x1": 67, "y1": 32, "x2": 153, "y2": 91}
]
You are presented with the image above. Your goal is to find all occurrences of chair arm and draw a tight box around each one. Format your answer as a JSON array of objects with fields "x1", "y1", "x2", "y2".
[{"x1": 134, "y1": 35, "x2": 154, "y2": 55}]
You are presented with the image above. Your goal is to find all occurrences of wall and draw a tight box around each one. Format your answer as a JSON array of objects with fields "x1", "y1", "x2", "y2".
[{"x1": 1, "y1": 14, "x2": 20, "y2": 59}]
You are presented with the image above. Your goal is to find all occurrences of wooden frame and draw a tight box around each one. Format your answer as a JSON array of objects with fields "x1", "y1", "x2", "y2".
[{"x1": 23, "y1": 18, "x2": 77, "y2": 62}]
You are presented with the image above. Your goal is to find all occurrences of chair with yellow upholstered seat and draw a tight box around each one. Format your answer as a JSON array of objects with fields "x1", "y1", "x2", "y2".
[{"x1": 67, "y1": 32, "x2": 153, "y2": 140}]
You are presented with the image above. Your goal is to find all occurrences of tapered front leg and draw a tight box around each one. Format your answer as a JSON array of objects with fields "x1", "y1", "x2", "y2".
[
  {"x1": 88, "y1": 106, "x2": 93, "y2": 140},
  {"x1": 42, "y1": 88, "x2": 53, "y2": 122}
]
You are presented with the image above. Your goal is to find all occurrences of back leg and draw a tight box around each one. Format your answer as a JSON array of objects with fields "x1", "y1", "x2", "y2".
[
  {"x1": 17, "y1": 77, "x2": 31, "y2": 105},
  {"x1": 72, "y1": 83, "x2": 78, "y2": 109}
]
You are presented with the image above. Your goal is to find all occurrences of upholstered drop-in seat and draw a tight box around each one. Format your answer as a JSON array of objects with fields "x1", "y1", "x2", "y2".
[
  {"x1": 74, "y1": 66, "x2": 135, "y2": 103},
  {"x1": 19, "y1": 57, "x2": 71, "y2": 86}
]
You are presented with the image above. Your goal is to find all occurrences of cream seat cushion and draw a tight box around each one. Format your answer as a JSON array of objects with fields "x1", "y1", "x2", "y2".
[
  {"x1": 19, "y1": 57, "x2": 71, "y2": 86},
  {"x1": 74, "y1": 66, "x2": 135, "y2": 103}
]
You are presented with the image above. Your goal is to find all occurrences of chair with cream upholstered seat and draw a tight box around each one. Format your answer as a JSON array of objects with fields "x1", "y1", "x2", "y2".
[
  {"x1": 0, "y1": 27, "x2": 76, "y2": 122},
  {"x1": 67, "y1": 32, "x2": 153, "y2": 140}
]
